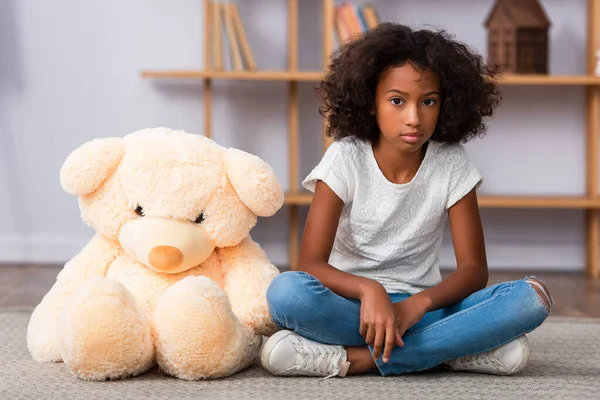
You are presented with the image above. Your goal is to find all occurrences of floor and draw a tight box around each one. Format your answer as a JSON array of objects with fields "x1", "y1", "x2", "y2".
[{"x1": 1, "y1": 264, "x2": 599, "y2": 317}]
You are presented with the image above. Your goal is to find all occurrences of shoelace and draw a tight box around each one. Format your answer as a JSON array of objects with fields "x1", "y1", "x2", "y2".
[{"x1": 290, "y1": 336, "x2": 343, "y2": 378}]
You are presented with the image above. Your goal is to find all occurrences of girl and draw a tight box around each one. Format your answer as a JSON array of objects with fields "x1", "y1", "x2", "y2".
[{"x1": 260, "y1": 23, "x2": 553, "y2": 378}]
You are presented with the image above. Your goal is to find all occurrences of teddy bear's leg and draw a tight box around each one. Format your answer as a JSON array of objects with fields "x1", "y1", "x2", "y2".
[
  {"x1": 57, "y1": 276, "x2": 155, "y2": 381},
  {"x1": 153, "y1": 276, "x2": 261, "y2": 380}
]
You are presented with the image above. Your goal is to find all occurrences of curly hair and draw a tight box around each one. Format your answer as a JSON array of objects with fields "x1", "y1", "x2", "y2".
[{"x1": 317, "y1": 23, "x2": 502, "y2": 144}]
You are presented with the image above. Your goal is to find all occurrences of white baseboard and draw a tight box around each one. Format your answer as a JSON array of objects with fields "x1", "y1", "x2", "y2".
[
  {"x1": 438, "y1": 242, "x2": 584, "y2": 271},
  {"x1": 0, "y1": 234, "x2": 90, "y2": 264},
  {"x1": 0, "y1": 235, "x2": 585, "y2": 272},
  {"x1": 264, "y1": 242, "x2": 585, "y2": 272}
]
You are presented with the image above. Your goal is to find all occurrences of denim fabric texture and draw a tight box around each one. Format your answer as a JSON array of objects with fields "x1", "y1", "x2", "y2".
[{"x1": 267, "y1": 271, "x2": 549, "y2": 376}]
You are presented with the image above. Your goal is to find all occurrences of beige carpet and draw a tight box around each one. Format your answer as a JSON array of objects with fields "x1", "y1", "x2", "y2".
[{"x1": 1, "y1": 310, "x2": 599, "y2": 399}]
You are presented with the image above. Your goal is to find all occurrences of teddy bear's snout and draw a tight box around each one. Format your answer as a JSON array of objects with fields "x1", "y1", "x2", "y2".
[
  {"x1": 148, "y1": 246, "x2": 183, "y2": 271},
  {"x1": 118, "y1": 216, "x2": 217, "y2": 274}
]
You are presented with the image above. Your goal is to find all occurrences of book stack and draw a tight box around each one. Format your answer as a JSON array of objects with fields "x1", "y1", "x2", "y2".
[
  {"x1": 209, "y1": 1, "x2": 255, "y2": 71},
  {"x1": 335, "y1": 2, "x2": 380, "y2": 45}
]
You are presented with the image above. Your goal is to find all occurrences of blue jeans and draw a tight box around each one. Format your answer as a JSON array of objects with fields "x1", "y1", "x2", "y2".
[{"x1": 266, "y1": 271, "x2": 550, "y2": 376}]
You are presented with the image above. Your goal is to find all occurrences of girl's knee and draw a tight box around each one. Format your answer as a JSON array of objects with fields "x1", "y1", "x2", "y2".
[
  {"x1": 524, "y1": 276, "x2": 553, "y2": 313},
  {"x1": 266, "y1": 271, "x2": 316, "y2": 313}
]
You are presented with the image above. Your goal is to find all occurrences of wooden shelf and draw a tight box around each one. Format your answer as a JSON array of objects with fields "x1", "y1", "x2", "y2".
[
  {"x1": 499, "y1": 74, "x2": 600, "y2": 85},
  {"x1": 284, "y1": 192, "x2": 600, "y2": 209},
  {"x1": 140, "y1": 70, "x2": 323, "y2": 82},
  {"x1": 142, "y1": 70, "x2": 600, "y2": 86},
  {"x1": 154, "y1": 0, "x2": 600, "y2": 277},
  {"x1": 478, "y1": 196, "x2": 600, "y2": 209},
  {"x1": 284, "y1": 192, "x2": 314, "y2": 205}
]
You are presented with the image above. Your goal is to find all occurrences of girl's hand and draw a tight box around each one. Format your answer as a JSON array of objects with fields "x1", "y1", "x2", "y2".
[
  {"x1": 358, "y1": 280, "x2": 403, "y2": 363},
  {"x1": 392, "y1": 296, "x2": 430, "y2": 345}
]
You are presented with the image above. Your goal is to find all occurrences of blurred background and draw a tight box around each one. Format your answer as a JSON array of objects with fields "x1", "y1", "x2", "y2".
[{"x1": 0, "y1": 0, "x2": 599, "y2": 316}]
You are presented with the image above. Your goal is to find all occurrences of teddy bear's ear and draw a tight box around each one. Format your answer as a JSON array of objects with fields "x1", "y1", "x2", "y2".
[
  {"x1": 60, "y1": 137, "x2": 126, "y2": 195},
  {"x1": 223, "y1": 148, "x2": 284, "y2": 217}
]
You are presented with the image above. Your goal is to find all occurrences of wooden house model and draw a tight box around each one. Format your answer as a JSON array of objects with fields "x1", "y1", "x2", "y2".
[{"x1": 484, "y1": 0, "x2": 551, "y2": 74}]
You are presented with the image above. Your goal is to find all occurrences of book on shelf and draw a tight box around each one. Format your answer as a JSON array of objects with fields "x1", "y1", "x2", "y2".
[
  {"x1": 335, "y1": 2, "x2": 380, "y2": 45},
  {"x1": 209, "y1": 1, "x2": 256, "y2": 71}
]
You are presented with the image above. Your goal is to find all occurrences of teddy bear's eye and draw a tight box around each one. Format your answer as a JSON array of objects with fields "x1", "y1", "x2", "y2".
[
  {"x1": 135, "y1": 205, "x2": 145, "y2": 217},
  {"x1": 194, "y1": 212, "x2": 205, "y2": 224}
]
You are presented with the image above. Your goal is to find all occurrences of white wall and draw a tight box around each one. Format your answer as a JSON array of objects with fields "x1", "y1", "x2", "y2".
[{"x1": 0, "y1": 0, "x2": 591, "y2": 271}]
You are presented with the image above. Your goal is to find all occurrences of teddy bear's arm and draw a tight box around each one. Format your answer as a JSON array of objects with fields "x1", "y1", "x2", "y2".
[
  {"x1": 220, "y1": 237, "x2": 280, "y2": 336},
  {"x1": 27, "y1": 234, "x2": 120, "y2": 362}
]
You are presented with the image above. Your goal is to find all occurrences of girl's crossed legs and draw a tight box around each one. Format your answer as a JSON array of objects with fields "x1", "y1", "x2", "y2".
[{"x1": 262, "y1": 271, "x2": 552, "y2": 377}]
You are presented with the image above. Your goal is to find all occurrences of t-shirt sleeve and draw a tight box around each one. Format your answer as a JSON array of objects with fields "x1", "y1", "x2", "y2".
[
  {"x1": 446, "y1": 144, "x2": 483, "y2": 209},
  {"x1": 302, "y1": 141, "x2": 351, "y2": 203}
]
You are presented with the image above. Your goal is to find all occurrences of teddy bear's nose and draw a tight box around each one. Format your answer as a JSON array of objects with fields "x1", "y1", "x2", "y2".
[{"x1": 148, "y1": 246, "x2": 183, "y2": 271}]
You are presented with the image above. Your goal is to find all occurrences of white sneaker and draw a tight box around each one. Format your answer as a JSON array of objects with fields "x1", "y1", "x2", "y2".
[
  {"x1": 260, "y1": 330, "x2": 351, "y2": 378},
  {"x1": 443, "y1": 335, "x2": 530, "y2": 375}
]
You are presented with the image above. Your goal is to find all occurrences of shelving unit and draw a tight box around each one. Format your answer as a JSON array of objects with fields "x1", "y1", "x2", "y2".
[
  {"x1": 142, "y1": 0, "x2": 600, "y2": 278},
  {"x1": 283, "y1": 193, "x2": 600, "y2": 209},
  {"x1": 141, "y1": 70, "x2": 600, "y2": 86}
]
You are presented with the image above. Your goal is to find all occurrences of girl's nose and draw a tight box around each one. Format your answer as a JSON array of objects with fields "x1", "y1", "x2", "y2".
[{"x1": 404, "y1": 104, "x2": 421, "y2": 127}]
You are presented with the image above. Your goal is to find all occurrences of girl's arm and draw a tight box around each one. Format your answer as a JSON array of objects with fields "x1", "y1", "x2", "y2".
[
  {"x1": 298, "y1": 180, "x2": 381, "y2": 298},
  {"x1": 410, "y1": 188, "x2": 489, "y2": 313},
  {"x1": 300, "y1": 180, "x2": 402, "y2": 361}
]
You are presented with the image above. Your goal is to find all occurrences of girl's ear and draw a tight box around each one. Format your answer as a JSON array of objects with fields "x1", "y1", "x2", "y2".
[
  {"x1": 60, "y1": 138, "x2": 126, "y2": 195},
  {"x1": 222, "y1": 148, "x2": 284, "y2": 217}
]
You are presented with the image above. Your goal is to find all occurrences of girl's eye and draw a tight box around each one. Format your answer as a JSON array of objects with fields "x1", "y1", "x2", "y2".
[
  {"x1": 423, "y1": 99, "x2": 437, "y2": 106},
  {"x1": 194, "y1": 212, "x2": 205, "y2": 224},
  {"x1": 390, "y1": 98, "x2": 404, "y2": 106},
  {"x1": 135, "y1": 205, "x2": 145, "y2": 217}
]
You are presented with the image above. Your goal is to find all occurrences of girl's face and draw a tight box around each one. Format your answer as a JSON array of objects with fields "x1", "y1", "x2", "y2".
[{"x1": 374, "y1": 63, "x2": 441, "y2": 153}]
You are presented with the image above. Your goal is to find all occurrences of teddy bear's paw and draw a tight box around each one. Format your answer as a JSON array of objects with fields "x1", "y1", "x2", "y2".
[
  {"x1": 58, "y1": 276, "x2": 155, "y2": 381},
  {"x1": 27, "y1": 302, "x2": 64, "y2": 363},
  {"x1": 153, "y1": 276, "x2": 261, "y2": 380}
]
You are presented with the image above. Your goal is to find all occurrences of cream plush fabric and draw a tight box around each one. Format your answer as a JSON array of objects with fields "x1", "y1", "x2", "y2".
[{"x1": 27, "y1": 128, "x2": 284, "y2": 381}]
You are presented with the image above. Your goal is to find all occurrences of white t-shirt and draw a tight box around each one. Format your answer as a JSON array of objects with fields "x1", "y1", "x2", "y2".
[{"x1": 302, "y1": 137, "x2": 482, "y2": 294}]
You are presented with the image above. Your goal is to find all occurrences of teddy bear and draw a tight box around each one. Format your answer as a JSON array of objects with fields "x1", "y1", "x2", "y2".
[{"x1": 27, "y1": 127, "x2": 284, "y2": 381}]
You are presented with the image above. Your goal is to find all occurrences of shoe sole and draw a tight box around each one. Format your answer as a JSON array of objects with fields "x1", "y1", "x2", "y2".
[{"x1": 260, "y1": 330, "x2": 296, "y2": 375}]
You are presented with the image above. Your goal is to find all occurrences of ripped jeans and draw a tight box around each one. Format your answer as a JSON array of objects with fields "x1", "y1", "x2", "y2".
[{"x1": 266, "y1": 272, "x2": 551, "y2": 376}]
